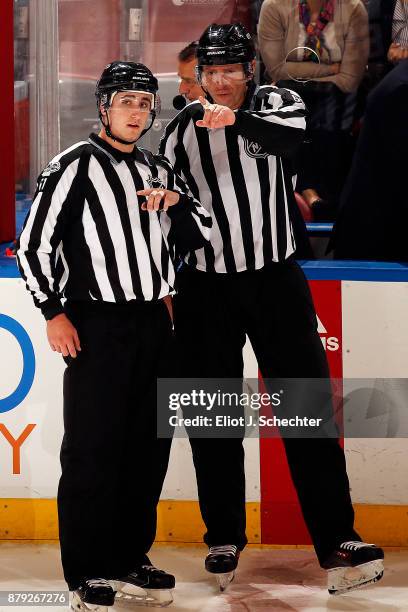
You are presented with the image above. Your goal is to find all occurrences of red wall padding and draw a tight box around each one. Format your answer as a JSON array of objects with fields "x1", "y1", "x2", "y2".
[
  {"x1": 1, "y1": 0, "x2": 16, "y2": 243},
  {"x1": 260, "y1": 281, "x2": 343, "y2": 544}
]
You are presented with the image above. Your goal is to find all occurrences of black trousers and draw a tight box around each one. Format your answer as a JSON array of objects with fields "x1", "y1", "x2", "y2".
[
  {"x1": 173, "y1": 260, "x2": 360, "y2": 565},
  {"x1": 58, "y1": 300, "x2": 173, "y2": 590}
]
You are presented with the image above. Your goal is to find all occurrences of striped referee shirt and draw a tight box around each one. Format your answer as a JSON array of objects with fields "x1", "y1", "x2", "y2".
[
  {"x1": 159, "y1": 81, "x2": 306, "y2": 273},
  {"x1": 17, "y1": 133, "x2": 212, "y2": 320}
]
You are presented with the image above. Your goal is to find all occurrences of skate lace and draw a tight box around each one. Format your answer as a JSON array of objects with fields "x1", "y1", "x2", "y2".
[
  {"x1": 208, "y1": 545, "x2": 238, "y2": 556},
  {"x1": 84, "y1": 578, "x2": 111, "y2": 589},
  {"x1": 340, "y1": 541, "x2": 374, "y2": 551},
  {"x1": 127, "y1": 565, "x2": 158, "y2": 580},
  {"x1": 141, "y1": 565, "x2": 159, "y2": 573}
]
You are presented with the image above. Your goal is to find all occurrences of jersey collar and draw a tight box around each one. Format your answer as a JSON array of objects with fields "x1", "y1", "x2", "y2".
[
  {"x1": 240, "y1": 80, "x2": 257, "y2": 110},
  {"x1": 88, "y1": 133, "x2": 147, "y2": 164}
]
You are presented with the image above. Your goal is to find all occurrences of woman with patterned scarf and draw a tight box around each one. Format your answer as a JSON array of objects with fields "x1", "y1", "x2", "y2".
[{"x1": 258, "y1": 0, "x2": 369, "y2": 220}]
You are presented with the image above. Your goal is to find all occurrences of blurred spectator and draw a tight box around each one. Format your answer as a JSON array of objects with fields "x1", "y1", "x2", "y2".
[
  {"x1": 258, "y1": 0, "x2": 369, "y2": 91},
  {"x1": 178, "y1": 41, "x2": 205, "y2": 103},
  {"x1": 352, "y1": 0, "x2": 408, "y2": 130},
  {"x1": 329, "y1": 59, "x2": 408, "y2": 260},
  {"x1": 387, "y1": 0, "x2": 408, "y2": 62},
  {"x1": 359, "y1": 0, "x2": 408, "y2": 103},
  {"x1": 354, "y1": 0, "x2": 392, "y2": 121},
  {"x1": 258, "y1": 0, "x2": 369, "y2": 220}
]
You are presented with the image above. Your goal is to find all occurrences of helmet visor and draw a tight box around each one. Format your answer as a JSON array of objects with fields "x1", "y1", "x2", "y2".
[
  {"x1": 196, "y1": 64, "x2": 249, "y2": 87},
  {"x1": 110, "y1": 90, "x2": 155, "y2": 113}
]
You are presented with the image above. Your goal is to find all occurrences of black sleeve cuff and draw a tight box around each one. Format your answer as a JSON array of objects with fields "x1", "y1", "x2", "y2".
[
  {"x1": 231, "y1": 110, "x2": 266, "y2": 144},
  {"x1": 166, "y1": 193, "x2": 190, "y2": 219},
  {"x1": 40, "y1": 297, "x2": 65, "y2": 321}
]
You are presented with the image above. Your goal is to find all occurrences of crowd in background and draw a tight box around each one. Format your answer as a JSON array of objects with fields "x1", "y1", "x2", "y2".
[
  {"x1": 248, "y1": 0, "x2": 407, "y2": 260},
  {"x1": 9, "y1": 0, "x2": 408, "y2": 263}
]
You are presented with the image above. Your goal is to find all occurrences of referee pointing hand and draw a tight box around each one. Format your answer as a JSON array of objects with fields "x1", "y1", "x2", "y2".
[{"x1": 196, "y1": 96, "x2": 236, "y2": 128}]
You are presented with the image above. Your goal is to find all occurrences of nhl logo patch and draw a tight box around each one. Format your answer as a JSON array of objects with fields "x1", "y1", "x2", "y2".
[
  {"x1": 42, "y1": 161, "x2": 61, "y2": 177},
  {"x1": 146, "y1": 175, "x2": 166, "y2": 189},
  {"x1": 243, "y1": 138, "x2": 269, "y2": 159}
]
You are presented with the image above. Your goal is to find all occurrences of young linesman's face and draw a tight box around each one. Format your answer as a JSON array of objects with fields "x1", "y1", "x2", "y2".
[
  {"x1": 101, "y1": 91, "x2": 153, "y2": 144},
  {"x1": 201, "y1": 63, "x2": 249, "y2": 110}
]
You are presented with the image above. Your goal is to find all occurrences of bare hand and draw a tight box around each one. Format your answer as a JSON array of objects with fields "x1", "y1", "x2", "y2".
[
  {"x1": 47, "y1": 313, "x2": 81, "y2": 358},
  {"x1": 195, "y1": 96, "x2": 236, "y2": 129},
  {"x1": 388, "y1": 43, "x2": 408, "y2": 63},
  {"x1": 330, "y1": 63, "x2": 341, "y2": 75},
  {"x1": 388, "y1": 43, "x2": 400, "y2": 63},
  {"x1": 136, "y1": 189, "x2": 180, "y2": 212}
]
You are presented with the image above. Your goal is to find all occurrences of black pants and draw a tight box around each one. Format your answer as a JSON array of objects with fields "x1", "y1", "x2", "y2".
[
  {"x1": 58, "y1": 300, "x2": 173, "y2": 590},
  {"x1": 173, "y1": 260, "x2": 360, "y2": 565}
]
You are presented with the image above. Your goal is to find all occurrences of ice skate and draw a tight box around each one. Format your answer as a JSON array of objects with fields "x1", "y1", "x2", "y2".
[
  {"x1": 71, "y1": 578, "x2": 116, "y2": 612},
  {"x1": 323, "y1": 541, "x2": 384, "y2": 595},
  {"x1": 205, "y1": 545, "x2": 240, "y2": 592},
  {"x1": 111, "y1": 564, "x2": 175, "y2": 607}
]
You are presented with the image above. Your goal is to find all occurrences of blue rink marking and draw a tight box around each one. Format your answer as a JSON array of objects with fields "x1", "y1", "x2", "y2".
[{"x1": 0, "y1": 313, "x2": 36, "y2": 413}]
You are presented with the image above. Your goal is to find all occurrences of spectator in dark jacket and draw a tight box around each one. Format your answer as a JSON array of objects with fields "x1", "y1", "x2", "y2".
[{"x1": 330, "y1": 59, "x2": 408, "y2": 260}]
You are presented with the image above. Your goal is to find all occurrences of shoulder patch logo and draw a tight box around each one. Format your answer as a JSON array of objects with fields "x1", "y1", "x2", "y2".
[
  {"x1": 146, "y1": 175, "x2": 166, "y2": 190},
  {"x1": 289, "y1": 91, "x2": 303, "y2": 104},
  {"x1": 42, "y1": 161, "x2": 61, "y2": 177},
  {"x1": 243, "y1": 138, "x2": 269, "y2": 159}
]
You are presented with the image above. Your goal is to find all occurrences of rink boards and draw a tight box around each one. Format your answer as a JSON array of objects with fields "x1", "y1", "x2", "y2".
[{"x1": 0, "y1": 262, "x2": 408, "y2": 545}]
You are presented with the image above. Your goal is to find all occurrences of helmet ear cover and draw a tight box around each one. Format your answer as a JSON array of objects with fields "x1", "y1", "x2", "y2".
[{"x1": 97, "y1": 92, "x2": 110, "y2": 119}]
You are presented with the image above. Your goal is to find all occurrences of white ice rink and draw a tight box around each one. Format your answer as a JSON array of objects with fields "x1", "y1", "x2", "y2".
[{"x1": 0, "y1": 543, "x2": 407, "y2": 611}]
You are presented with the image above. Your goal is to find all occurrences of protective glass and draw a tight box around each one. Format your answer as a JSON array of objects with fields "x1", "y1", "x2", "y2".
[{"x1": 284, "y1": 47, "x2": 321, "y2": 83}]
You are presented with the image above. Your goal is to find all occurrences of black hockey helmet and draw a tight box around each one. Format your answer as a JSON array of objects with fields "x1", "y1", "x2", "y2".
[
  {"x1": 95, "y1": 61, "x2": 160, "y2": 144},
  {"x1": 197, "y1": 23, "x2": 255, "y2": 66},
  {"x1": 195, "y1": 23, "x2": 255, "y2": 86},
  {"x1": 96, "y1": 62, "x2": 158, "y2": 99}
]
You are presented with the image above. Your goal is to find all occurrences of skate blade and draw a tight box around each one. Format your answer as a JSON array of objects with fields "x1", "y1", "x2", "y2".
[
  {"x1": 112, "y1": 582, "x2": 173, "y2": 607},
  {"x1": 216, "y1": 571, "x2": 235, "y2": 592},
  {"x1": 328, "y1": 559, "x2": 384, "y2": 595},
  {"x1": 71, "y1": 591, "x2": 110, "y2": 612}
]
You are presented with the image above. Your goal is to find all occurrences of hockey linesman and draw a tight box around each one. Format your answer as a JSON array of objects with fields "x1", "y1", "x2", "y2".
[
  {"x1": 160, "y1": 24, "x2": 384, "y2": 595},
  {"x1": 17, "y1": 62, "x2": 211, "y2": 610}
]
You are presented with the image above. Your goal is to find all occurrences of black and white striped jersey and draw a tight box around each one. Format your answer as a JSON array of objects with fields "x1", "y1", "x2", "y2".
[
  {"x1": 159, "y1": 81, "x2": 307, "y2": 273},
  {"x1": 17, "y1": 133, "x2": 212, "y2": 320}
]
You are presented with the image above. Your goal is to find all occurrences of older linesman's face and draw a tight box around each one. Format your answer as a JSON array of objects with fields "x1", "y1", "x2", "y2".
[
  {"x1": 101, "y1": 91, "x2": 153, "y2": 142},
  {"x1": 201, "y1": 63, "x2": 249, "y2": 110}
]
